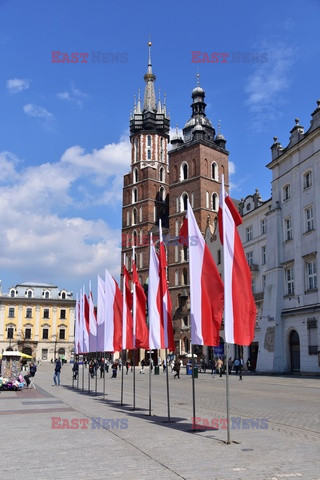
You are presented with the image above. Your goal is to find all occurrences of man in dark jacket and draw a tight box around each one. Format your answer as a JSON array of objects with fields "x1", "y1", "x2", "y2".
[
  {"x1": 24, "y1": 363, "x2": 37, "y2": 388},
  {"x1": 53, "y1": 358, "x2": 62, "y2": 386}
]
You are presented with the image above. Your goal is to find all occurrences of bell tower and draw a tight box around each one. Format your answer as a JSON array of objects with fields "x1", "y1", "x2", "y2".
[{"x1": 121, "y1": 42, "x2": 170, "y2": 285}]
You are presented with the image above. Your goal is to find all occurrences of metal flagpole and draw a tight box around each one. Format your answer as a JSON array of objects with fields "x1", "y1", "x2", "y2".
[
  {"x1": 103, "y1": 352, "x2": 106, "y2": 400},
  {"x1": 72, "y1": 356, "x2": 74, "y2": 388},
  {"x1": 88, "y1": 360, "x2": 91, "y2": 393},
  {"x1": 148, "y1": 349, "x2": 152, "y2": 416},
  {"x1": 76, "y1": 354, "x2": 79, "y2": 390},
  {"x1": 121, "y1": 350, "x2": 124, "y2": 405},
  {"x1": 191, "y1": 343, "x2": 196, "y2": 428},
  {"x1": 165, "y1": 348, "x2": 171, "y2": 421},
  {"x1": 133, "y1": 350, "x2": 136, "y2": 410},
  {"x1": 82, "y1": 354, "x2": 84, "y2": 391},
  {"x1": 95, "y1": 351, "x2": 98, "y2": 396},
  {"x1": 225, "y1": 342, "x2": 231, "y2": 444}
]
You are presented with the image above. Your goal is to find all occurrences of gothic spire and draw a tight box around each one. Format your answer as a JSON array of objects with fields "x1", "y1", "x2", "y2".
[{"x1": 143, "y1": 41, "x2": 157, "y2": 112}]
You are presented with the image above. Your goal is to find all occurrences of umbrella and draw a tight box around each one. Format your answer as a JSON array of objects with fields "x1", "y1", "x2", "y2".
[{"x1": 0, "y1": 351, "x2": 33, "y2": 359}]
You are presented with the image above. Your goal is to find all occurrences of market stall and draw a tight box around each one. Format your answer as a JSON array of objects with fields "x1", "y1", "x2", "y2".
[{"x1": 0, "y1": 351, "x2": 30, "y2": 391}]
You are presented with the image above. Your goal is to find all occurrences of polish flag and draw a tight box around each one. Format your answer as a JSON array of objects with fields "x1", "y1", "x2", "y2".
[
  {"x1": 122, "y1": 263, "x2": 134, "y2": 350},
  {"x1": 89, "y1": 282, "x2": 97, "y2": 353},
  {"x1": 82, "y1": 287, "x2": 90, "y2": 354},
  {"x1": 74, "y1": 293, "x2": 81, "y2": 354},
  {"x1": 104, "y1": 269, "x2": 123, "y2": 352},
  {"x1": 97, "y1": 275, "x2": 106, "y2": 352},
  {"x1": 219, "y1": 176, "x2": 256, "y2": 345},
  {"x1": 132, "y1": 256, "x2": 149, "y2": 349},
  {"x1": 185, "y1": 201, "x2": 224, "y2": 346},
  {"x1": 148, "y1": 228, "x2": 175, "y2": 351}
]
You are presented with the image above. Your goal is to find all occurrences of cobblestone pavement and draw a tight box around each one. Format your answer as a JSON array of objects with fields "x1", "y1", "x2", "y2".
[{"x1": 1, "y1": 364, "x2": 319, "y2": 480}]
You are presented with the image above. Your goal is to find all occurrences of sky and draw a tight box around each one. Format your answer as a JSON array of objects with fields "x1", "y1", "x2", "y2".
[{"x1": 0, "y1": 0, "x2": 319, "y2": 298}]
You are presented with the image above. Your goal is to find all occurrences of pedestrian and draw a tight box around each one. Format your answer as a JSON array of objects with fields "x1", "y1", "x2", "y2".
[
  {"x1": 53, "y1": 358, "x2": 62, "y2": 386},
  {"x1": 246, "y1": 358, "x2": 251, "y2": 372},
  {"x1": 162, "y1": 359, "x2": 166, "y2": 373},
  {"x1": 228, "y1": 357, "x2": 233, "y2": 375},
  {"x1": 210, "y1": 358, "x2": 216, "y2": 375},
  {"x1": 72, "y1": 360, "x2": 79, "y2": 380},
  {"x1": 118, "y1": 359, "x2": 122, "y2": 371},
  {"x1": 217, "y1": 357, "x2": 223, "y2": 377},
  {"x1": 239, "y1": 358, "x2": 244, "y2": 380},
  {"x1": 140, "y1": 358, "x2": 146, "y2": 374},
  {"x1": 24, "y1": 362, "x2": 37, "y2": 388},
  {"x1": 99, "y1": 360, "x2": 104, "y2": 379},
  {"x1": 125, "y1": 361, "x2": 130, "y2": 375},
  {"x1": 111, "y1": 362, "x2": 118, "y2": 378},
  {"x1": 89, "y1": 360, "x2": 95, "y2": 378},
  {"x1": 105, "y1": 360, "x2": 109, "y2": 374},
  {"x1": 233, "y1": 358, "x2": 240, "y2": 375},
  {"x1": 173, "y1": 360, "x2": 181, "y2": 379},
  {"x1": 201, "y1": 357, "x2": 206, "y2": 373}
]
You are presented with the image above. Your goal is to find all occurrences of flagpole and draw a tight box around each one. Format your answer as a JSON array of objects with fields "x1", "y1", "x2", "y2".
[
  {"x1": 82, "y1": 354, "x2": 84, "y2": 391},
  {"x1": 88, "y1": 360, "x2": 91, "y2": 394},
  {"x1": 76, "y1": 354, "x2": 79, "y2": 390},
  {"x1": 225, "y1": 342, "x2": 231, "y2": 444},
  {"x1": 103, "y1": 352, "x2": 106, "y2": 400},
  {"x1": 165, "y1": 348, "x2": 171, "y2": 422},
  {"x1": 121, "y1": 349, "x2": 124, "y2": 405},
  {"x1": 133, "y1": 349, "x2": 136, "y2": 410},
  {"x1": 95, "y1": 351, "x2": 98, "y2": 396},
  {"x1": 191, "y1": 343, "x2": 196, "y2": 427},
  {"x1": 148, "y1": 349, "x2": 152, "y2": 416}
]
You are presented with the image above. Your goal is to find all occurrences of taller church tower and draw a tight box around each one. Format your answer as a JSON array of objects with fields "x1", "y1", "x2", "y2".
[
  {"x1": 168, "y1": 76, "x2": 229, "y2": 355},
  {"x1": 121, "y1": 43, "x2": 170, "y2": 285}
]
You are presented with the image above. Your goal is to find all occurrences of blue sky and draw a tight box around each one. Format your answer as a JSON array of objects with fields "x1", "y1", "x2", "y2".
[{"x1": 0, "y1": 0, "x2": 319, "y2": 297}]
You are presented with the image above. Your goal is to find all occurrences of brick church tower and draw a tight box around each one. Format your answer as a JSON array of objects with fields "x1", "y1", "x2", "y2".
[
  {"x1": 167, "y1": 76, "x2": 229, "y2": 356},
  {"x1": 121, "y1": 42, "x2": 170, "y2": 286}
]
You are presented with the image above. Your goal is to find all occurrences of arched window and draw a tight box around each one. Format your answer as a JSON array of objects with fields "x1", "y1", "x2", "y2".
[
  {"x1": 132, "y1": 187, "x2": 138, "y2": 203},
  {"x1": 134, "y1": 138, "x2": 139, "y2": 163},
  {"x1": 181, "y1": 162, "x2": 188, "y2": 181},
  {"x1": 283, "y1": 184, "x2": 290, "y2": 201},
  {"x1": 132, "y1": 230, "x2": 138, "y2": 247},
  {"x1": 182, "y1": 268, "x2": 188, "y2": 286},
  {"x1": 61, "y1": 292, "x2": 66, "y2": 300},
  {"x1": 147, "y1": 150, "x2": 151, "y2": 160},
  {"x1": 212, "y1": 193, "x2": 218, "y2": 211},
  {"x1": 160, "y1": 137, "x2": 164, "y2": 162},
  {"x1": 303, "y1": 170, "x2": 312, "y2": 189},
  {"x1": 206, "y1": 191, "x2": 209, "y2": 208},
  {"x1": 183, "y1": 246, "x2": 188, "y2": 261},
  {"x1": 159, "y1": 167, "x2": 164, "y2": 182},
  {"x1": 181, "y1": 193, "x2": 188, "y2": 211},
  {"x1": 159, "y1": 187, "x2": 165, "y2": 201},
  {"x1": 10, "y1": 289, "x2": 16, "y2": 298},
  {"x1": 44, "y1": 290, "x2": 50, "y2": 299},
  {"x1": 211, "y1": 162, "x2": 218, "y2": 180},
  {"x1": 175, "y1": 270, "x2": 179, "y2": 286},
  {"x1": 147, "y1": 135, "x2": 151, "y2": 147},
  {"x1": 26, "y1": 290, "x2": 33, "y2": 298},
  {"x1": 132, "y1": 208, "x2": 137, "y2": 225},
  {"x1": 133, "y1": 168, "x2": 138, "y2": 183}
]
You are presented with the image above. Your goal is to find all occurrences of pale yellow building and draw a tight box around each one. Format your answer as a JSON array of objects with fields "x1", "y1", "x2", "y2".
[{"x1": 0, "y1": 282, "x2": 75, "y2": 362}]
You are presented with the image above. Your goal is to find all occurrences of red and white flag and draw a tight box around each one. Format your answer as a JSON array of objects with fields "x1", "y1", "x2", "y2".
[
  {"x1": 82, "y1": 286, "x2": 90, "y2": 354},
  {"x1": 104, "y1": 269, "x2": 123, "y2": 352},
  {"x1": 97, "y1": 275, "x2": 106, "y2": 352},
  {"x1": 89, "y1": 281, "x2": 97, "y2": 352},
  {"x1": 184, "y1": 201, "x2": 224, "y2": 346},
  {"x1": 132, "y1": 255, "x2": 149, "y2": 350},
  {"x1": 122, "y1": 262, "x2": 134, "y2": 350},
  {"x1": 148, "y1": 227, "x2": 175, "y2": 351},
  {"x1": 219, "y1": 176, "x2": 256, "y2": 345},
  {"x1": 74, "y1": 293, "x2": 81, "y2": 354}
]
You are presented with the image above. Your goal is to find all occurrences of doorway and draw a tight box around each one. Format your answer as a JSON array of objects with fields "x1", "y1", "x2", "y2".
[{"x1": 289, "y1": 330, "x2": 300, "y2": 372}]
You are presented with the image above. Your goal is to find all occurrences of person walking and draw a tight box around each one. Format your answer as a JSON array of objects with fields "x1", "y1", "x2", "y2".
[
  {"x1": 24, "y1": 362, "x2": 37, "y2": 388},
  {"x1": 233, "y1": 358, "x2": 240, "y2": 375},
  {"x1": 239, "y1": 358, "x2": 244, "y2": 380},
  {"x1": 72, "y1": 360, "x2": 79, "y2": 380},
  {"x1": 125, "y1": 361, "x2": 130, "y2": 375},
  {"x1": 217, "y1": 357, "x2": 223, "y2": 377},
  {"x1": 228, "y1": 357, "x2": 233, "y2": 375},
  {"x1": 99, "y1": 360, "x2": 105, "y2": 379},
  {"x1": 173, "y1": 360, "x2": 181, "y2": 379},
  {"x1": 140, "y1": 358, "x2": 146, "y2": 374},
  {"x1": 89, "y1": 360, "x2": 95, "y2": 379},
  {"x1": 111, "y1": 362, "x2": 118, "y2": 378},
  {"x1": 54, "y1": 358, "x2": 62, "y2": 386}
]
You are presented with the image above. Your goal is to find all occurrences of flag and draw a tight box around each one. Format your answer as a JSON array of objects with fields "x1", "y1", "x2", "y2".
[
  {"x1": 74, "y1": 293, "x2": 80, "y2": 354},
  {"x1": 104, "y1": 269, "x2": 123, "y2": 352},
  {"x1": 219, "y1": 175, "x2": 257, "y2": 345},
  {"x1": 82, "y1": 287, "x2": 90, "y2": 354},
  {"x1": 88, "y1": 281, "x2": 97, "y2": 352},
  {"x1": 132, "y1": 257, "x2": 149, "y2": 349},
  {"x1": 122, "y1": 264, "x2": 134, "y2": 350},
  {"x1": 185, "y1": 201, "x2": 224, "y2": 346},
  {"x1": 148, "y1": 229, "x2": 175, "y2": 351},
  {"x1": 97, "y1": 275, "x2": 106, "y2": 352}
]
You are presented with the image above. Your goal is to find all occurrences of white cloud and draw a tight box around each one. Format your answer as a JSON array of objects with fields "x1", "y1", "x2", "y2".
[
  {"x1": 57, "y1": 82, "x2": 90, "y2": 108},
  {"x1": 0, "y1": 135, "x2": 131, "y2": 293},
  {"x1": 244, "y1": 41, "x2": 297, "y2": 130},
  {"x1": 23, "y1": 103, "x2": 53, "y2": 120},
  {"x1": 6, "y1": 78, "x2": 30, "y2": 93}
]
